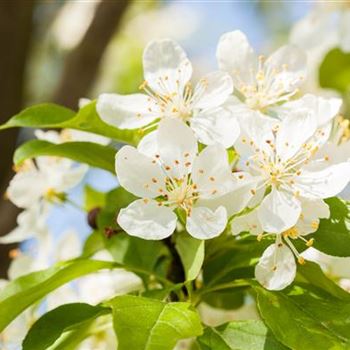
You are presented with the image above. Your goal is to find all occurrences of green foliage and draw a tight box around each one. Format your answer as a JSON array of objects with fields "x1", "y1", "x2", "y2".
[
  {"x1": 255, "y1": 284, "x2": 350, "y2": 350},
  {"x1": 197, "y1": 320, "x2": 288, "y2": 350},
  {"x1": 0, "y1": 101, "x2": 141, "y2": 145},
  {"x1": 319, "y1": 48, "x2": 350, "y2": 93},
  {"x1": 84, "y1": 185, "x2": 107, "y2": 211},
  {"x1": 22, "y1": 303, "x2": 110, "y2": 350},
  {"x1": 175, "y1": 233, "x2": 204, "y2": 281},
  {"x1": 108, "y1": 295, "x2": 203, "y2": 350},
  {"x1": 0, "y1": 259, "x2": 115, "y2": 332},
  {"x1": 307, "y1": 197, "x2": 350, "y2": 257},
  {"x1": 14, "y1": 140, "x2": 116, "y2": 173}
]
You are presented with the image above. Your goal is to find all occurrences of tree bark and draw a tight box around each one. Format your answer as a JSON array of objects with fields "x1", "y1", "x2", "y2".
[
  {"x1": 52, "y1": 0, "x2": 129, "y2": 109},
  {"x1": 0, "y1": 0, "x2": 36, "y2": 277}
]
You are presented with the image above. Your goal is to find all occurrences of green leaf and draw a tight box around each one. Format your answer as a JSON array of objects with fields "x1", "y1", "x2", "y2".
[
  {"x1": 175, "y1": 233, "x2": 204, "y2": 281},
  {"x1": 0, "y1": 259, "x2": 115, "y2": 332},
  {"x1": 202, "y1": 289, "x2": 245, "y2": 310},
  {"x1": 14, "y1": 140, "x2": 116, "y2": 173},
  {"x1": 82, "y1": 231, "x2": 105, "y2": 257},
  {"x1": 197, "y1": 320, "x2": 288, "y2": 350},
  {"x1": 255, "y1": 284, "x2": 350, "y2": 350},
  {"x1": 0, "y1": 101, "x2": 141, "y2": 145},
  {"x1": 108, "y1": 295, "x2": 203, "y2": 350},
  {"x1": 84, "y1": 185, "x2": 106, "y2": 211},
  {"x1": 297, "y1": 262, "x2": 350, "y2": 301},
  {"x1": 307, "y1": 197, "x2": 350, "y2": 257},
  {"x1": 319, "y1": 48, "x2": 350, "y2": 93},
  {"x1": 22, "y1": 303, "x2": 110, "y2": 350}
]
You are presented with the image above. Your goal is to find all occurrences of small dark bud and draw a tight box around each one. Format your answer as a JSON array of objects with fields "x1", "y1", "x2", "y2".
[
  {"x1": 104, "y1": 226, "x2": 120, "y2": 239},
  {"x1": 87, "y1": 207, "x2": 101, "y2": 229}
]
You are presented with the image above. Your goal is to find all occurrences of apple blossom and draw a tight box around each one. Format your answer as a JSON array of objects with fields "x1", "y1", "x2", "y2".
[
  {"x1": 232, "y1": 199, "x2": 330, "y2": 290},
  {"x1": 97, "y1": 39, "x2": 240, "y2": 148},
  {"x1": 216, "y1": 30, "x2": 306, "y2": 116},
  {"x1": 116, "y1": 119, "x2": 253, "y2": 240}
]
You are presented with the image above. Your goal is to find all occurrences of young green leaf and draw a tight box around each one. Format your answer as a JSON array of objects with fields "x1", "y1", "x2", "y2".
[
  {"x1": 197, "y1": 320, "x2": 288, "y2": 350},
  {"x1": 306, "y1": 197, "x2": 350, "y2": 257},
  {"x1": 0, "y1": 259, "x2": 115, "y2": 332},
  {"x1": 0, "y1": 101, "x2": 141, "y2": 145},
  {"x1": 255, "y1": 284, "x2": 350, "y2": 350},
  {"x1": 22, "y1": 303, "x2": 110, "y2": 350},
  {"x1": 297, "y1": 261, "x2": 350, "y2": 301},
  {"x1": 14, "y1": 140, "x2": 116, "y2": 173},
  {"x1": 108, "y1": 295, "x2": 203, "y2": 350},
  {"x1": 175, "y1": 233, "x2": 204, "y2": 281},
  {"x1": 319, "y1": 48, "x2": 350, "y2": 93},
  {"x1": 84, "y1": 185, "x2": 106, "y2": 212}
]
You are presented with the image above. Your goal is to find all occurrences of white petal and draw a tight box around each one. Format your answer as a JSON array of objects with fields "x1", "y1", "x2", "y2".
[
  {"x1": 190, "y1": 107, "x2": 240, "y2": 148},
  {"x1": 137, "y1": 130, "x2": 158, "y2": 158},
  {"x1": 216, "y1": 30, "x2": 257, "y2": 87},
  {"x1": 143, "y1": 39, "x2": 192, "y2": 94},
  {"x1": 194, "y1": 71, "x2": 233, "y2": 109},
  {"x1": 276, "y1": 110, "x2": 317, "y2": 162},
  {"x1": 35, "y1": 130, "x2": 61, "y2": 144},
  {"x1": 97, "y1": 93, "x2": 159, "y2": 129},
  {"x1": 8, "y1": 255, "x2": 35, "y2": 279},
  {"x1": 296, "y1": 199, "x2": 330, "y2": 235},
  {"x1": 157, "y1": 119, "x2": 197, "y2": 179},
  {"x1": 53, "y1": 163, "x2": 88, "y2": 193},
  {"x1": 7, "y1": 169, "x2": 47, "y2": 208},
  {"x1": 197, "y1": 173, "x2": 258, "y2": 216},
  {"x1": 67, "y1": 129, "x2": 110, "y2": 145},
  {"x1": 275, "y1": 94, "x2": 342, "y2": 127},
  {"x1": 191, "y1": 144, "x2": 234, "y2": 198},
  {"x1": 186, "y1": 206, "x2": 227, "y2": 239},
  {"x1": 117, "y1": 199, "x2": 177, "y2": 240},
  {"x1": 116, "y1": 146, "x2": 166, "y2": 198},
  {"x1": 255, "y1": 243, "x2": 296, "y2": 291},
  {"x1": 265, "y1": 44, "x2": 306, "y2": 94},
  {"x1": 78, "y1": 98, "x2": 91, "y2": 108},
  {"x1": 231, "y1": 209, "x2": 263, "y2": 236},
  {"x1": 54, "y1": 230, "x2": 81, "y2": 261},
  {"x1": 257, "y1": 188, "x2": 301, "y2": 233},
  {"x1": 340, "y1": 10, "x2": 350, "y2": 53},
  {"x1": 294, "y1": 162, "x2": 350, "y2": 199}
]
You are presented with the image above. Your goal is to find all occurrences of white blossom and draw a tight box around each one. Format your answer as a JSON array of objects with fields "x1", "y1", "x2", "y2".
[
  {"x1": 97, "y1": 39, "x2": 239, "y2": 148},
  {"x1": 116, "y1": 119, "x2": 252, "y2": 240}
]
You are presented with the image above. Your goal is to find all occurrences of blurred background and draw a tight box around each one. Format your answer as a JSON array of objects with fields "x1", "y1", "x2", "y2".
[{"x1": 0, "y1": 0, "x2": 345, "y2": 277}]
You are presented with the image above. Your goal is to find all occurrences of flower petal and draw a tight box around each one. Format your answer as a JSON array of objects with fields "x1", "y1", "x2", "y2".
[
  {"x1": 296, "y1": 199, "x2": 330, "y2": 235},
  {"x1": 255, "y1": 243, "x2": 296, "y2": 291},
  {"x1": 116, "y1": 146, "x2": 166, "y2": 198},
  {"x1": 97, "y1": 93, "x2": 159, "y2": 129},
  {"x1": 190, "y1": 107, "x2": 240, "y2": 148},
  {"x1": 157, "y1": 118, "x2": 197, "y2": 179},
  {"x1": 231, "y1": 209, "x2": 263, "y2": 236},
  {"x1": 265, "y1": 44, "x2": 306, "y2": 94},
  {"x1": 216, "y1": 30, "x2": 257, "y2": 87},
  {"x1": 143, "y1": 39, "x2": 192, "y2": 94},
  {"x1": 117, "y1": 199, "x2": 177, "y2": 240},
  {"x1": 276, "y1": 110, "x2": 317, "y2": 162},
  {"x1": 137, "y1": 130, "x2": 158, "y2": 157},
  {"x1": 194, "y1": 71, "x2": 233, "y2": 109},
  {"x1": 186, "y1": 206, "x2": 227, "y2": 239},
  {"x1": 257, "y1": 188, "x2": 301, "y2": 233},
  {"x1": 294, "y1": 162, "x2": 350, "y2": 199},
  {"x1": 191, "y1": 144, "x2": 234, "y2": 198},
  {"x1": 274, "y1": 94, "x2": 342, "y2": 127},
  {"x1": 197, "y1": 173, "x2": 258, "y2": 216},
  {"x1": 7, "y1": 168, "x2": 47, "y2": 208}
]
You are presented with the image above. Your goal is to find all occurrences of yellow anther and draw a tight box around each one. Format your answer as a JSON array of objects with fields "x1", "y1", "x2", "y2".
[
  {"x1": 306, "y1": 238, "x2": 314, "y2": 247},
  {"x1": 298, "y1": 256, "x2": 305, "y2": 265}
]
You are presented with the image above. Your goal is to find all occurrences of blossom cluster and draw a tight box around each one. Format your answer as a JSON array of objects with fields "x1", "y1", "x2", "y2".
[{"x1": 96, "y1": 31, "x2": 350, "y2": 291}]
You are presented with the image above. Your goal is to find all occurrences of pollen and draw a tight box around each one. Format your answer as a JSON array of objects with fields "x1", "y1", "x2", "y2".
[
  {"x1": 143, "y1": 198, "x2": 149, "y2": 204},
  {"x1": 198, "y1": 169, "x2": 204, "y2": 174},
  {"x1": 152, "y1": 178, "x2": 158, "y2": 183},
  {"x1": 174, "y1": 160, "x2": 180, "y2": 165},
  {"x1": 185, "y1": 162, "x2": 191, "y2": 167},
  {"x1": 250, "y1": 189, "x2": 256, "y2": 195},
  {"x1": 238, "y1": 174, "x2": 244, "y2": 179},
  {"x1": 311, "y1": 221, "x2": 319, "y2": 230},
  {"x1": 209, "y1": 176, "x2": 215, "y2": 182}
]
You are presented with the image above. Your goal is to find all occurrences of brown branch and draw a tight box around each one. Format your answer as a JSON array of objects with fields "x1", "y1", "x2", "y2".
[
  {"x1": 52, "y1": 0, "x2": 130, "y2": 109},
  {"x1": 0, "y1": 0, "x2": 36, "y2": 277}
]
